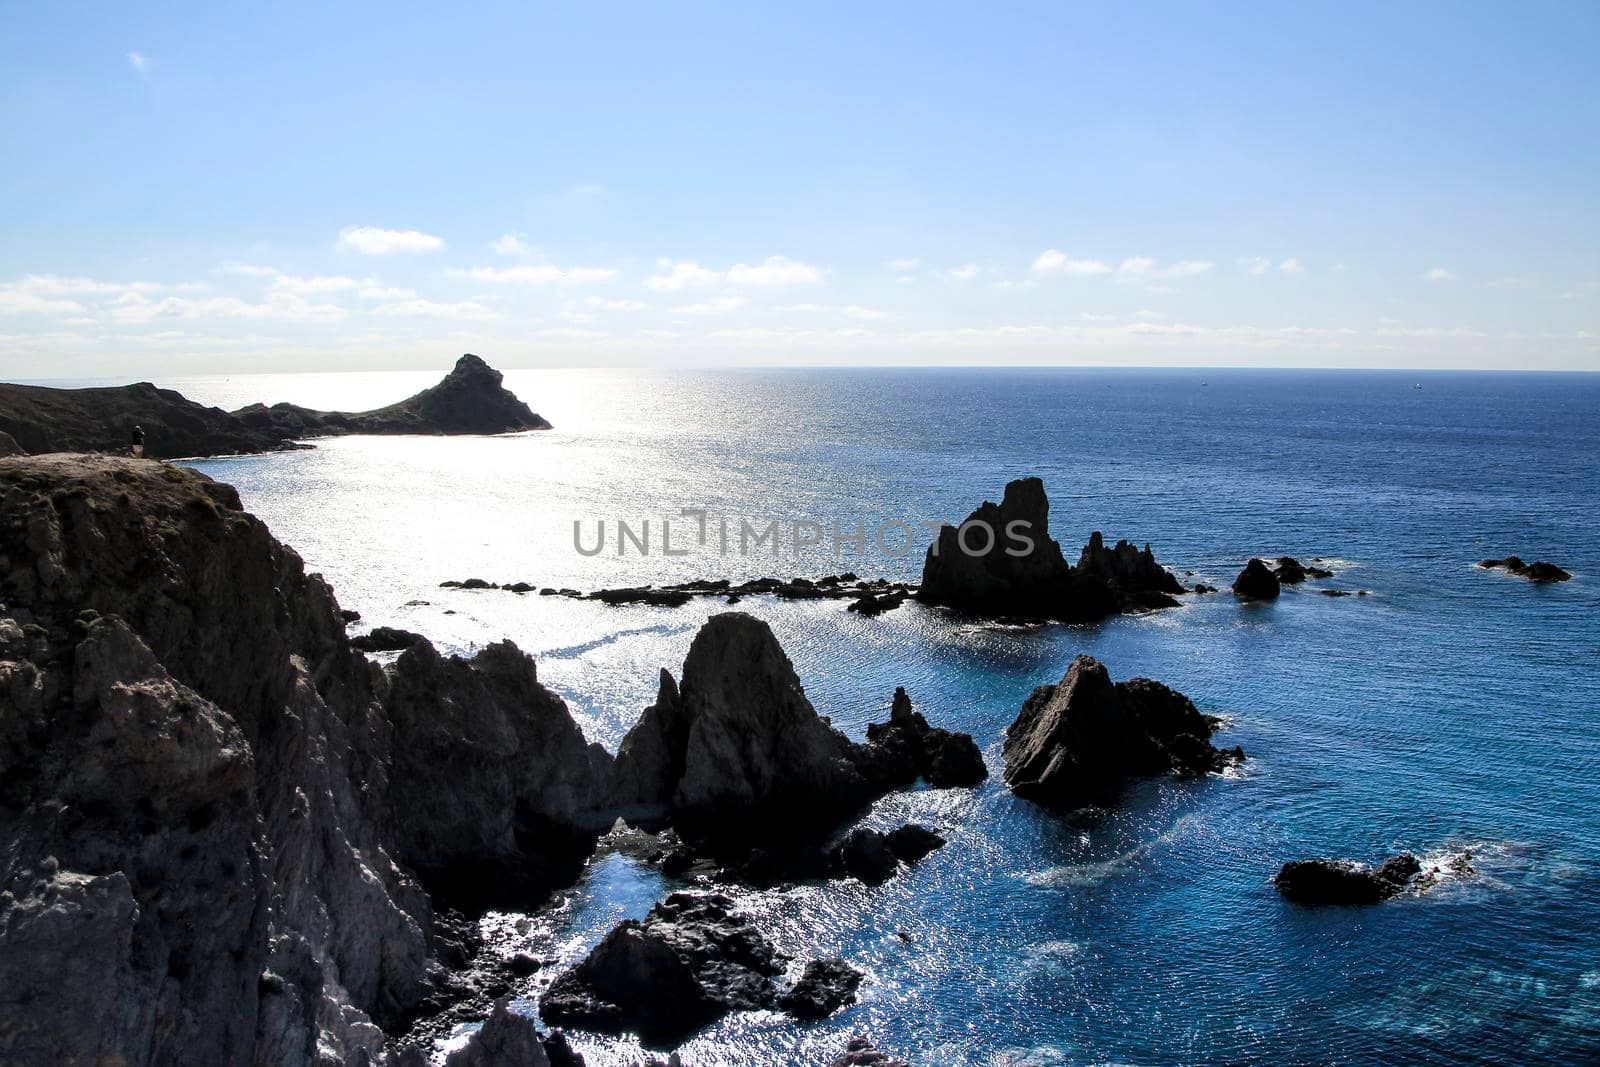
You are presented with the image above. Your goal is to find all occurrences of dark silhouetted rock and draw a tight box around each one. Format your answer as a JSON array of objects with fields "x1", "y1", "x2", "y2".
[
  {"x1": 779, "y1": 959, "x2": 864, "y2": 1020},
  {"x1": 831, "y1": 1036, "x2": 910, "y2": 1066},
  {"x1": 234, "y1": 354, "x2": 551, "y2": 439},
  {"x1": 1273, "y1": 557, "x2": 1309, "y2": 583},
  {"x1": 590, "y1": 586, "x2": 694, "y2": 608},
  {"x1": 541, "y1": 893, "x2": 784, "y2": 1046},
  {"x1": 860, "y1": 687, "x2": 988, "y2": 789},
  {"x1": 917, "y1": 478, "x2": 1181, "y2": 621},
  {"x1": 835, "y1": 828, "x2": 900, "y2": 885},
  {"x1": 1274, "y1": 853, "x2": 1423, "y2": 905},
  {"x1": 1232, "y1": 558, "x2": 1281, "y2": 600},
  {"x1": 883, "y1": 824, "x2": 947, "y2": 864},
  {"x1": 350, "y1": 625, "x2": 426, "y2": 652},
  {"x1": 1320, "y1": 589, "x2": 1352, "y2": 597},
  {"x1": 1480, "y1": 556, "x2": 1571, "y2": 582},
  {"x1": 1002, "y1": 656, "x2": 1242, "y2": 810},
  {"x1": 443, "y1": 998, "x2": 553, "y2": 1067}
]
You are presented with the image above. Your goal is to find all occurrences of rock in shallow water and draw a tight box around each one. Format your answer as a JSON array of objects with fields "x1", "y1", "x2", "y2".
[
  {"x1": 1232, "y1": 558, "x2": 1282, "y2": 600},
  {"x1": 1479, "y1": 556, "x2": 1572, "y2": 582},
  {"x1": 831, "y1": 1035, "x2": 911, "y2": 1066},
  {"x1": 1274, "y1": 853, "x2": 1423, "y2": 905},
  {"x1": 779, "y1": 958, "x2": 865, "y2": 1020},
  {"x1": 1002, "y1": 655, "x2": 1242, "y2": 810}
]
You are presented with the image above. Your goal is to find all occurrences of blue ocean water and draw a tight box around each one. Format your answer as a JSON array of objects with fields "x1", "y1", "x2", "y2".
[{"x1": 164, "y1": 367, "x2": 1600, "y2": 1065}]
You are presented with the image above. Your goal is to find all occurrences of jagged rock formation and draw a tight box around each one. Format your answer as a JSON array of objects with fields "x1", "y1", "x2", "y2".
[
  {"x1": 1479, "y1": 556, "x2": 1572, "y2": 582},
  {"x1": 0, "y1": 455, "x2": 609, "y2": 1065},
  {"x1": 233, "y1": 354, "x2": 550, "y2": 439},
  {"x1": 1002, "y1": 655, "x2": 1242, "y2": 810},
  {"x1": 381, "y1": 639, "x2": 616, "y2": 910},
  {"x1": 540, "y1": 892, "x2": 787, "y2": 1047},
  {"x1": 779, "y1": 959, "x2": 865, "y2": 1020},
  {"x1": 438, "y1": 999, "x2": 578, "y2": 1067},
  {"x1": 609, "y1": 614, "x2": 985, "y2": 861},
  {"x1": 860, "y1": 687, "x2": 987, "y2": 788},
  {"x1": 1232, "y1": 558, "x2": 1281, "y2": 600},
  {"x1": 1271, "y1": 556, "x2": 1333, "y2": 584},
  {"x1": 0, "y1": 354, "x2": 548, "y2": 459},
  {"x1": 917, "y1": 478, "x2": 1182, "y2": 621},
  {"x1": 1274, "y1": 853, "x2": 1422, "y2": 905}
]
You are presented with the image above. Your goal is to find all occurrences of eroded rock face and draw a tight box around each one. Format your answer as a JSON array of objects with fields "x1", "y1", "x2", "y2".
[
  {"x1": 382, "y1": 639, "x2": 615, "y2": 910},
  {"x1": 540, "y1": 893, "x2": 786, "y2": 1047},
  {"x1": 1274, "y1": 853, "x2": 1422, "y2": 905},
  {"x1": 1232, "y1": 558, "x2": 1281, "y2": 600},
  {"x1": 917, "y1": 478, "x2": 1181, "y2": 621},
  {"x1": 611, "y1": 616, "x2": 985, "y2": 865},
  {"x1": 779, "y1": 959, "x2": 865, "y2": 1020},
  {"x1": 442, "y1": 999, "x2": 561, "y2": 1067},
  {"x1": 831, "y1": 1036, "x2": 910, "y2": 1066},
  {"x1": 1002, "y1": 655, "x2": 1242, "y2": 810},
  {"x1": 0, "y1": 455, "x2": 607, "y2": 1066}
]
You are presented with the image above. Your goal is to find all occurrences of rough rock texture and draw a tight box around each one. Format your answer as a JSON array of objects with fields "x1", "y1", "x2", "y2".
[
  {"x1": 0, "y1": 355, "x2": 547, "y2": 459},
  {"x1": 441, "y1": 999, "x2": 567, "y2": 1067},
  {"x1": 0, "y1": 431, "x2": 23, "y2": 456},
  {"x1": 860, "y1": 687, "x2": 988, "y2": 788},
  {"x1": 610, "y1": 615, "x2": 984, "y2": 859},
  {"x1": 382, "y1": 639, "x2": 615, "y2": 910},
  {"x1": 1479, "y1": 556, "x2": 1572, "y2": 582},
  {"x1": 831, "y1": 1036, "x2": 910, "y2": 1066},
  {"x1": 883, "y1": 823, "x2": 946, "y2": 864},
  {"x1": 917, "y1": 478, "x2": 1181, "y2": 621},
  {"x1": 540, "y1": 893, "x2": 786, "y2": 1047},
  {"x1": 1274, "y1": 853, "x2": 1423, "y2": 905},
  {"x1": 1232, "y1": 558, "x2": 1282, "y2": 600},
  {"x1": 833, "y1": 828, "x2": 901, "y2": 885},
  {"x1": 0, "y1": 455, "x2": 607, "y2": 1066},
  {"x1": 778, "y1": 958, "x2": 864, "y2": 1020},
  {"x1": 233, "y1": 354, "x2": 550, "y2": 439},
  {"x1": 1002, "y1": 655, "x2": 1242, "y2": 810},
  {"x1": 350, "y1": 625, "x2": 428, "y2": 652},
  {"x1": 0, "y1": 381, "x2": 301, "y2": 458}
]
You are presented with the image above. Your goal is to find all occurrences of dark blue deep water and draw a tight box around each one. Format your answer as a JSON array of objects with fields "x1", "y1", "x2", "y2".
[{"x1": 180, "y1": 367, "x2": 1600, "y2": 1065}]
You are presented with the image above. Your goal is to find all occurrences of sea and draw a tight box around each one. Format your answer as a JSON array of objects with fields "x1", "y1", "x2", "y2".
[{"x1": 90, "y1": 367, "x2": 1600, "y2": 1064}]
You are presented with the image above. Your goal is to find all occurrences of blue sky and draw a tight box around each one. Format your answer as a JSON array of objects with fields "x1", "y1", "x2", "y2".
[{"x1": 2, "y1": 1, "x2": 1597, "y2": 376}]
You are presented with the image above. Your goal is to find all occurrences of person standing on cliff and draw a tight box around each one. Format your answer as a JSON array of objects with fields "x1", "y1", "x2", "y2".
[{"x1": 130, "y1": 425, "x2": 145, "y2": 458}]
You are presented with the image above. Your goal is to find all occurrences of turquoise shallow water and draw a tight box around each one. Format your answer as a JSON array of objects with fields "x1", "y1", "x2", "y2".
[{"x1": 166, "y1": 367, "x2": 1599, "y2": 1065}]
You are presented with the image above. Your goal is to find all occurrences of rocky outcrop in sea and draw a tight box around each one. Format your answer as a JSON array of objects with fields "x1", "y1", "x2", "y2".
[
  {"x1": 916, "y1": 477, "x2": 1183, "y2": 621},
  {"x1": 1002, "y1": 655, "x2": 1242, "y2": 810},
  {"x1": 1478, "y1": 555, "x2": 1572, "y2": 582},
  {"x1": 1274, "y1": 853, "x2": 1424, "y2": 905}
]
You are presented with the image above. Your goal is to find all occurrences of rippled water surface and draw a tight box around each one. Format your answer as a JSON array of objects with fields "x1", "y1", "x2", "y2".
[{"x1": 166, "y1": 367, "x2": 1600, "y2": 1064}]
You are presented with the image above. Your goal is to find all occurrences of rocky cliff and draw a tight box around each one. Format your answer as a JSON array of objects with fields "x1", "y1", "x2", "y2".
[
  {"x1": 0, "y1": 354, "x2": 549, "y2": 460},
  {"x1": 0, "y1": 455, "x2": 604, "y2": 1065},
  {"x1": 917, "y1": 478, "x2": 1182, "y2": 621}
]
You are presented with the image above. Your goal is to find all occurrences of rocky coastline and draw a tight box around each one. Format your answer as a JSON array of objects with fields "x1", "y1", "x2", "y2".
[{"x1": 0, "y1": 354, "x2": 548, "y2": 459}]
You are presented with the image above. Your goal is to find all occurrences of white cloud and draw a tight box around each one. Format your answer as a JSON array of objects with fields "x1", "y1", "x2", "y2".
[
  {"x1": 12, "y1": 274, "x2": 162, "y2": 296},
  {"x1": 110, "y1": 292, "x2": 347, "y2": 324},
  {"x1": 673, "y1": 295, "x2": 747, "y2": 316},
  {"x1": 491, "y1": 233, "x2": 530, "y2": 256},
  {"x1": 1278, "y1": 258, "x2": 1304, "y2": 274},
  {"x1": 462, "y1": 264, "x2": 616, "y2": 285},
  {"x1": 725, "y1": 255, "x2": 822, "y2": 286},
  {"x1": 945, "y1": 263, "x2": 981, "y2": 281},
  {"x1": 0, "y1": 290, "x2": 87, "y2": 316},
  {"x1": 1032, "y1": 249, "x2": 1112, "y2": 275},
  {"x1": 645, "y1": 259, "x2": 723, "y2": 291},
  {"x1": 1238, "y1": 256, "x2": 1271, "y2": 275},
  {"x1": 585, "y1": 296, "x2": 648, "y2": 311},
  {"x1": 358, "y1": 285, "x2": 416, "y2": 300},
  {"x1": 1423, "y1": 267, "x2": 1457, "y2": 282},
  {"x1": 1166, "y1": 260, "x2": 1214, "y2": 277},
  {"x1": 777, "y1": 303, "x2": 889, "y2": 320},
  {"x1": 541, "y1": 327, "x2": 607, "y2": 339},
  {"x1": 370, "y1": 299, "x2": 497, "y2": 320},
  {"x1": 1118, "y1": 257, "x2": 1156, "y2": 275},
  {"x1": 335, "y1": 226, "x2": 444, "y2": 255},
  {"x1": 269, "y1": 274, "x2": 363, "y2": 295},
  {"x1": 127, "y1": 52, "x2": 148, "y2": 74},
  {"x1": 888, "y1": 257, "x2": 921, "y2": 272}
]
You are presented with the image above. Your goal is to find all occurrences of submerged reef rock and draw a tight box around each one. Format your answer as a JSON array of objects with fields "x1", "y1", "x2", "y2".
[
  {"x1": 916, "y1": 477, "x2": 1182, "y2": 621},
  {"x1": 610, "y1": 614, "x2": 984, "y2": 867},
  {"x1": 1231, "y1": 558, "x2": 1282, "y2": 600},
  {"x1": 540, "y1": 892, "x2": 787, "y2": 1046},
  {"x1": 0, "y1": 454, "x2": 607, "y2": 1065},
  {"x1": 1479, "y1": 556, "x2": 1572, "y2": 582},
  {"x1": 0, "y1": 354, "x2": 547, "y2": 459},
  {"x1": 233, "y1": 353, "x2": 550, "y2": 439},
  {"x1": 1274, "y1": 853, "x2": 1423, "y2": 905},
  {"x1": 1002, "y1": 655, "x2": 1242, "y2": 810},
  {"x1": 831, "y1": 1036, "x2": 911, "y2": 1066}
]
